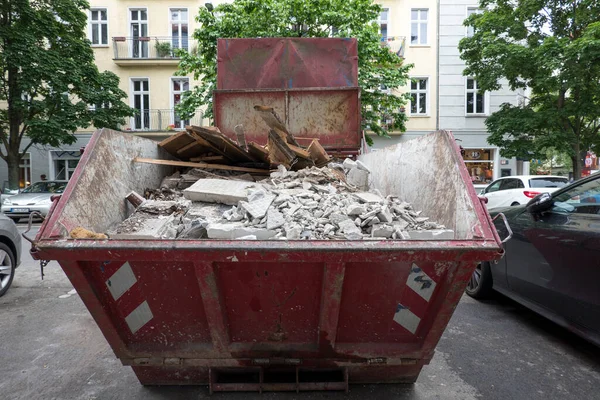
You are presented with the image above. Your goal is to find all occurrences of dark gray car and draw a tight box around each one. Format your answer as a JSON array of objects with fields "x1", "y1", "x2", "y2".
[
  {"x1": 0, "y1": 213, "x2": 22, "y2": 297},
  {"x1": 467, "y1": 173, "x2": 600, "y2": 347}
]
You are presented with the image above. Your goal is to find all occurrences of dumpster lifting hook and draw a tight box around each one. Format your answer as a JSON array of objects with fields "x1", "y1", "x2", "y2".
[{"x1": 22, "y1": 211, "x2": 50, "y2": 279}]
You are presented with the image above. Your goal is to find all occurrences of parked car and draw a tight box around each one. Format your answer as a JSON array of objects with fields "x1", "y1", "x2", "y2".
[
  {"x1": 468, "y1": 172, "x2": 600, "y2": 346},
  {"x1": 480, "y1": 175, "x2": 568, "y2": 209},
  {"x1": 1, "y1": 181, "x2": 67, "y2": 223},
  {"x1": 0, "y1": 183, "x2": 19, "y2": 203},
  {"x1": 0, "y1": 213, "x2": 22, "y2": 297}
]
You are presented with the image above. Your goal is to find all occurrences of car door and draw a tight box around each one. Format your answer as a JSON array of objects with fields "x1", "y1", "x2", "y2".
[
  {"x1": 506, "y1": 176, "x2": 600, "y2": 334},
  {"x1": 483, "y1": 179, "x2": 503, "y2": 208},
  {"x1": 494, "y1": 178, "x2": 525, "y2": 208}
]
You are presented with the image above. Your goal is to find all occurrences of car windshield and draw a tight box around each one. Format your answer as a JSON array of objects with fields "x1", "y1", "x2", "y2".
[
  {"x1": 21, "y1": 181, "x2": 67, "y2": 194},
  {"x1": 529, "y1": 177, "x2": 568, "y2": 188}
]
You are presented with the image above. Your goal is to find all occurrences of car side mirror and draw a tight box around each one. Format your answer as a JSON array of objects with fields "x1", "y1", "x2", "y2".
[{"x1": 526, "y1": 192, "x2": 554, "y2": 214}]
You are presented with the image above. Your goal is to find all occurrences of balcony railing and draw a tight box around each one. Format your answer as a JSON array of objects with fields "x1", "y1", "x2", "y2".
[
  {"x1": 381, "y1": 36, "x2": 406, "y2": 58},
  {"x1": 120, "y1": 109, "x2": 206, "y2": 132},
  {"x1": 112, "y1": 36, "x2": 196, "y2": 60}
]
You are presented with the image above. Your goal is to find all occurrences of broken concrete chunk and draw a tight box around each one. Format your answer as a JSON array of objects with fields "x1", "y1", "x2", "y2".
[
  {"x1": 240, "y1": 193, "x2": 276, "y2": 219},
  {"x1": 347, "y1": 168, "x2": 369, "y2": 190},
  {"x1": 267, "y1": 208, "x2": 285, "y2": 230},
  {"x1": 343, "y1": 158, "x2": 357, "y2": 170},
  {"x1": 183, "y1": 179, "x2": 255, "y2": 205},
  {"x1": 371, "y1": 224, "x2": 394, "y2": 238},
  {"x1": 355, "y1": 160, "x2": 370, "y2": 172},
  {"x1": 377, "y1": 207, "x2": 394, "y2": 223},
  {"x1": 354, "y1": 192, "x2": 383, "y2": 204},
  {"x1": 329, "y1": 213, "x2": 351, "y2": 226},
  {"x1": 206, "y1": 223, "x2": 277, "y2": 240},
  {"x1": 405, "y1": 230, "x2": 454, "y2": 240},
  {"x1": 347, "y1": 204, "x2": 367, "y2": 216}
]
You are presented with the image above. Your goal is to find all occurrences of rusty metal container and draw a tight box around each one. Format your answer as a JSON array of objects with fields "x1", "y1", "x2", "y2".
[
  {"x1": 214, "y1": 38, "x2": 361, "y2": 155},
  {"x1": 31, "y1": 127, "x2": 503, "y2": 392}
]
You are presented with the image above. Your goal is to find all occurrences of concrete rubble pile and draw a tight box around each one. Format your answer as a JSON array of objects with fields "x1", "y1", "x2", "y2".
[{"x1": 109, "y1": 159, "x2": 453, "y2": 241}]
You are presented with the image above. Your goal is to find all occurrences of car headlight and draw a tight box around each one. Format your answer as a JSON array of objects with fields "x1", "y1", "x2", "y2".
[
  {"x1": 2, "y1": 198, "x2": 11, "y2": 205},
  {"x1": 39, "y1": 198, "x2": 53, "y2": 205}
]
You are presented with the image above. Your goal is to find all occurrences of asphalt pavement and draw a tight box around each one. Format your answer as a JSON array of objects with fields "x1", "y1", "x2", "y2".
[{"x1": 1, "y1": 224, "x2": 599, "y2": 399}]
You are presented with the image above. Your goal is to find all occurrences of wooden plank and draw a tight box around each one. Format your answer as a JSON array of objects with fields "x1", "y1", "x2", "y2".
[
  {"x1": 186, "y1": 125, "x2": 257, "y2": 163},
  {"x1": 267, "y1": 129, "x2": 296, "y2": 169},
  {"x1": 134, "y1": 157, "x2": 269, "y2": 173},
  {"x1": 175, "y1": 141, "x2": 215, "y2": 160},
  {"x1": 158, "y1": 131, "x2": 196, "y2": 159},
  {"x1": 253, "y1": 105, "x2": 300, "y2": 146},
  {"x1": 287, "y1": 143, "x2": 312, "y2": 160},
  {"x1": 189, "y1": 155, "x2": 226, "y2": 162},
  {"x1": 247, "y1": 142, "x2": 270, "y2": 163},
  {"x1": 307, "y1": 139, "x2": 332, "y2": 167}
]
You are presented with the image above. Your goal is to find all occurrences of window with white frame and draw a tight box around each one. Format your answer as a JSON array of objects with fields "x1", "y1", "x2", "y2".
[
  {"x1": 170, "y1": 8, "x2": 189, "y2": 51},
  {"x1": 466, "y1": 78, "x2": 486, "y2": 115},
  {"x1": 90, "y1": 8, "x2": 108, "y2": 45},
  {"x1": 379, "y1": 8, "x2": 389, "y2": 41},
  {"x1": 410, "y1": 78, "x2": 428, "y2": 115},
  {"x1": 466, "y1": 8, "x2": 482, "y2": 38},
  {"x1": 131, "y1": 79, "x2": 150, "y2": 130},
  {"x1": 171, "y1": 78, "x2": 190, "y2": 129},
  {"x1": 410, "y1": 9, "x2": 428, "y2": 45}
]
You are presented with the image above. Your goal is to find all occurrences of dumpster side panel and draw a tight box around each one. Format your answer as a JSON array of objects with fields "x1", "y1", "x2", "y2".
[
  {"x1": 358, "y1": 131, "x2": 482, "y2": 239},
  {"x1": 217, "y1": 38, "x2": 358, "y2": 90},
  {"x1": 41, "y1": 129, "x2": 175, "y2": 238},
  {"x1": 213, "y1": 88, "x2": 361, "y2": 150}
]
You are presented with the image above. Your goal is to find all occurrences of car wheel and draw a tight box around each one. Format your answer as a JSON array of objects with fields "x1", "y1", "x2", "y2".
[
  {"x1": 0, "y1": 243, "x2": 16, "y2": 297},
  {"x1": 510, "y1": 202, "x2": 520, "y2": 206},
  {"x1": 466, "y1": 261, "x2": 494, "y2": 299}
]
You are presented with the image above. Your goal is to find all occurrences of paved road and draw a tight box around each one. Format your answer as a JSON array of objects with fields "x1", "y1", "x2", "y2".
[{"x1": 1, "y1": 225, "x2": 599, "y2": 399}]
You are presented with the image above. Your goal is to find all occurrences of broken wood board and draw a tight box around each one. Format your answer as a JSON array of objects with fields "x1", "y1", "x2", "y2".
[
  {"x1": 159, "y1": 131, "x2": 215, "y2": 161},
  {"x1": 187, "y1": 125, "x2": 257, "y2": 163},
  {"x1": 247, "y1": 142, "x2": 270, "y2": 164},
  {"x1": 134, "y1": 157, "x2": 271, "y2": 173},
  {"x1": 267, "y1": 129, "x2": 296, "y2": 169},
  {"x1": 307, "y1": 139, "x2": 332, "y2": 167},
  {"x1": 254, "y1": 105, "x2": 300, "y2": 146},
  {"x1": 287, "y1": 144, "x2": 313, "y2": 160}
]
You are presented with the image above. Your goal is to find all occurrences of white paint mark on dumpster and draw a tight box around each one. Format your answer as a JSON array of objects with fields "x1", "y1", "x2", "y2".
[
  {"x1": 125, "y1": 301, "x2": 153, "y2": 334},
  {"x1": 406, "y1": 263, "x2": 436, "y2": 302},
  {"x1": 393, "y1": 304, "x2": 421, "y2": 334},
  {"x1": 106, "y1": 262, "x2": 137, "y2": 301},
  {"x1": 227, "y1": 255, "x2": 239, "y2": 262}
]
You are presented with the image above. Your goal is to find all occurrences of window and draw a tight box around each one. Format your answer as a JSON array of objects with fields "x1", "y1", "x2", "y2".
[
  {"x1": 171, "y1": 78, "x2": 190, "y2": 129},
  {"x1": 170, "y1": 8, "x2": 189, "y2": 51},
  {"x1": 466, "y1": 8, "x2": 482, "y2": 38},
  {"x1": 130, "y1": 9, "x2": 148, "y2": 58},
  {"x1": 19, "y1": 154, "x2": 31, "y2": 188},
  {"x1": 131, "y1": 79, "x2": 150, "y2": 130},
  {"x1": 411, "y1": 9, "x2": 428, "y2": 45},
  {"x1": 529, "y1": 177, "x2": 568, "y2": 189},
  {"x1": 410, "y1": 78, "x2": 428, "y2": 115},
  {"x1": 485, "y1": 180, "x2": 502, "y2": 193},
  {"x1": 379, "y1": 8, "x2": 389, "y2": 40},
  {"x1": 553, "y1": 178, "x2": 600, "y2": 215},
  {"x1": 51, "y1": 151, "x2": 81, "y2": 181},
  {"x1": 90, "y1": 8, "x2": 108, "y2": 45},
  {"x1": 466, "y1": 78, "x2": 486, "y2": 115},
  {"x1": 500, "y1": 179, "x2": 524, "y2": 190},
  {"x1": 463, "y1": 148, "x2": 495, "y2": 185}
]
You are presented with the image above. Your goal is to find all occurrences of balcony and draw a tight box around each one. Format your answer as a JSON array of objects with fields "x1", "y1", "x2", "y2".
[
  {"x1": 120, "y1": 109, "x2": 206, "y2": 135},
  {"x1": 381, "y1": 36, "x2": 406, "y2": 58},
  {"x1": 112, "y1": 37, "x2": 196, "y2": 66}
]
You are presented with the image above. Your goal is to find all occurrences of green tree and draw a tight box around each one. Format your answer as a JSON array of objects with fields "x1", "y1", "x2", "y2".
[
  {"x1": 0, "y1": 0, "x2": 134, "y2": 189},
  {"x1": 459, "y1": 0, "x2": 600, "y2": 178},
  {"x1": 176, "y1": 0, "x2": 412, "y2": 144}
]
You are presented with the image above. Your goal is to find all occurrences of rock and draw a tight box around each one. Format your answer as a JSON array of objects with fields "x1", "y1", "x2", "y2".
[
  {"x1": 270, "y1": 165, "x2": 289, "y2": 179},
  {"x1": 338, "y1": 219, "x2": 363, "y2": 239},
  {"x1": 237, "y1": 235, "x2": 258, "y2": 240},
  {"x1": 355, "y1": 160, "x2": 370, "y2": 172},
  {"x1": 377, "y1": 207, "x2": 394, "y2": 223},
  {"x1": 371, "y1": 224, "x2": 394, "y2": 238},
  {"x1": 330, "y1": 213, "x2": 351, "y2": 225},
  {"x1": 273, "y1": 194, "x2": 292, "y2": 206},
  {"x1": 342, "y1": 158, "x2": 357, "y2": 170},
  {"x1": 354, "y1": 192, "x2": 383, "y2": 204},
  {"x1": 392, "y1": 219, "x2": 410, "y2": 231},
  {"x1": 347, "y1": 168, "x2": 369, "y2": 190},
  {"x1": 183, "y1": 179, "x2": 255, "y2": 205},
  {"x1": 240, "y1": 193, "x2": 276, "y2": 220},
  {"x1": 347, "y1": 204, "x2": 367, "y2": 216},
  {"x1": 267, "y1": 208, "x2": 285, "y2": 230},
  {"x1": 285, "y1": 224, "x2": 303, "y2": 240},
  {"x1": 206, "y1": 223, "x2": 277, "y2": 239},
  {"x1": 405, "y1": 229, "x2": 454, "y2": 240}
]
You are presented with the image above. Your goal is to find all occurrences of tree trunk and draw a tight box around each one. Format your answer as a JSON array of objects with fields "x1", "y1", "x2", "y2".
[{"x1": 6, "y1": 151, "x2": 21, "y2": 190}]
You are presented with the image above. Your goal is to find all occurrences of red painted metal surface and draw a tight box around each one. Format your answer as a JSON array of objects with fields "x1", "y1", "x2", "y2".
[
  {"x1": 216, "y1": 38, "x2": 358, "y2": 90},
  {"x1": 214, "y1": 38, "x2": 361, "y2": 152}
]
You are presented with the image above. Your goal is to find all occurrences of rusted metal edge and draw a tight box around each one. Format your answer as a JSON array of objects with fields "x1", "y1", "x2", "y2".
[
  {"x1": 213, "y1": 87, "x2": 360, "y2": 93},
  {"x1": 123, "y1": 357, "x2": 419, "y2": 367}
]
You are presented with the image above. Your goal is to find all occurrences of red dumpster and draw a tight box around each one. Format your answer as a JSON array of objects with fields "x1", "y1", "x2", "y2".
[
  {"x1": 30, "y1": 38, "x2": 504, "y2": 392},
  {"x1": 31, "y1": 129, "x2": 503, "y2": 392}
]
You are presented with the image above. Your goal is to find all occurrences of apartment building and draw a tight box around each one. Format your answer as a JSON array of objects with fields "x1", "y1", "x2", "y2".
[{"x1": 370, "y1": 0, "x2": 439, "y2": 149}]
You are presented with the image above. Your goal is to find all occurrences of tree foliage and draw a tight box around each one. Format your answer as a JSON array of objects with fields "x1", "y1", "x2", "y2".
[
  {"x1": 459, "y1": 0, "x2": 600, "y2": 178},
  {"x1": 0, "y1": 0, "x2": 134, "y2": 189},
  {"x1": 177, "y1": 0, "x2": 412, "y2": 144}
]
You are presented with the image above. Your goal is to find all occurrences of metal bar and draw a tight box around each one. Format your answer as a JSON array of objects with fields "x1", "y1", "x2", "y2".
[
  {"x1": 213, "y1": 87, "x2": 360, "y2": 94},
  {"x1": 318, "y1": 263, "x2": 346, "y2": 350},
  {"x1": 194, "y1": 262, "x2": 230, "y2": 354}
]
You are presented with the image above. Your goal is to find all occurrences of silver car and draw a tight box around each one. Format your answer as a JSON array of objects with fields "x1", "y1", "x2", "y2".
[
  {"x1": 0, "y1": 213, "x2": 22, "y2": 297},
  {"x1": 1, "y1": 181, "x2": 67, "y2": 223}
]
